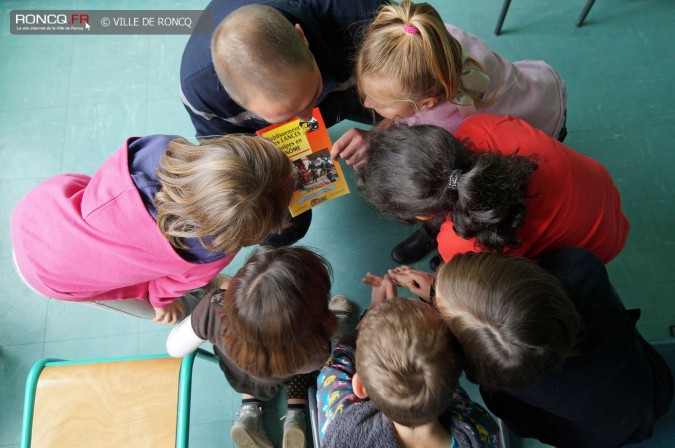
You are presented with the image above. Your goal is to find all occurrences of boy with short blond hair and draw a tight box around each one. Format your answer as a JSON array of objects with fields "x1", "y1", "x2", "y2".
[{"x1": 318, "y1": 295, "x2": 499, "y2": 448}]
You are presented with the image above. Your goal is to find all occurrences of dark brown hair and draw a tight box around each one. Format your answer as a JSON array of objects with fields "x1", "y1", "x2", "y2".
[
  {"x1": 357, "y1": 299, "x2": 463, "y2": 426},
  {"x1": 357, "y1": 123, "x2": 537, "y2": 252},
  {"x1": 435, "y1": 252, "x2": 581, "y2": 391},
  {"x1": 219, "y1": 247, "x2": 337, "y2": 378}
]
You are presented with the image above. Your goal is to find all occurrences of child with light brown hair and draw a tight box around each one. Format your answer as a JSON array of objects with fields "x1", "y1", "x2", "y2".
[
  {"x1": 167, "y1": 246, "x2": 345, "y2": 448},
  {"x1": 11, "y1": 134, "x2": 294, "y2": 323},
  {"x1": 391, "y1": 250, "x2": 673, "y2": 448},
  {"x1": 317, "y1": 277, "x2": 500, "y2": 448}
]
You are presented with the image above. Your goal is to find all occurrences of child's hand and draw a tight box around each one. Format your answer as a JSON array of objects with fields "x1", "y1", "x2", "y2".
[
  {"x1": 153, "y1": 300, "x2": 185, "y2": 325},
  {"x1": 362, "y1": 271, "x2": 383, "y2": 288},
  {"x1": 388, "y1": 266, "x2": 436, "y2": 303},
  {"x1": 330, "y1": 128, "x2": 370, "y2": 170},
  {"x1": 363, "y1": 272, "x2": 397, "y2": 309}
]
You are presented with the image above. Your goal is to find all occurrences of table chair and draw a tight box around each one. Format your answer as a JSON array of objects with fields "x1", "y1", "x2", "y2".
[
  {"x1": 20, "y1": 349, "x2": 218, "y2": 448},
  {"x1": 495, "y1": 0, "x2": 598, "y2": 35},
  {"x1": 308, "y1": 384, "x2": 321, "y2": 448}
]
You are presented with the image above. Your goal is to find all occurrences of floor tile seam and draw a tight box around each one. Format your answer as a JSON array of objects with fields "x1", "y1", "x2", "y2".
[
  {"x1": 64, "y1": 95, "x2": 149, "y2": 108},
  {"x1": 0, "y1": 174, "x2": 58, "y2": 182},
  {"x1": 0, "y1": 341, "x2": 45, "y2": 350},
  {"x1": 42, "y1": 331, "x2": 140, "y2": 344},
  {"x1": 644, "y1": 194, "x2": 675, "y2": 202},
  {"x1": 58, "y1": 37, "x2": 77, "y2": 173},
  {"x1": 136, "y1": 326, "x2": 143, "y2": 353},
  {"x1": 137, "y1": 327, "x2": 171, "y2": 334},
  {"x1": 38, "y1": 289, "x2": 49, "y2": 349},
  {"x1": 146, "y1": 93, "x2": 181, "y2": 101},
  {"x1": 0, "y1": 104, "x2": 70, "y2": 114},
  {"x1": 0, "y1": 40, "x2": 75, "y2": 51},
  {"x1": 620, "y1": 197, "x2": 673, "y2": 206},
  {"x1": 144, "y1": 38, "x2": 153, "y2": 136},
  {"x1": 622, "y1": 198, "x2": 675, "y2": 227},
  {"x1": 191, "y1": 417, "x2": 235, "y2": 425},
  {"x1": 40, "y1": 315, "x2": 48, "y2": 356},
  {"x1": 568, "y1": 119, "x2": 675, "y2": 135},
  {"x1": 614, "y1": 279, "x2": 675, "y2": 288}
]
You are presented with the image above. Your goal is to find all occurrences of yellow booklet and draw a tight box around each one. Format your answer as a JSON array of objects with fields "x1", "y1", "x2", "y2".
[{"x1": 257, "y1": 108, "x2": 350, "y2": 217}]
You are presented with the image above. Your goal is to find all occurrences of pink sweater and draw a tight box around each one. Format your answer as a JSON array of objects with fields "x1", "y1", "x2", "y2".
[
  {"x1": 402, "y1": 24, "x2": 566, "y2": 138},
  {"x1": 10, "y1": 138, "x2": 235, "y2": 307}
]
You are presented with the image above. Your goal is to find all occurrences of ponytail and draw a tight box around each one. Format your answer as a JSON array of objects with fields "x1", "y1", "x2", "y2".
[
  {"x1": 357, "y1": 0, "x2": 484, "y2": 103},
  {"x1": 451, "y1": 152, "x2": 537, "y2": 252},
  {"x1": 357, "y1": 123, "x2": 537, "y2": 252}
]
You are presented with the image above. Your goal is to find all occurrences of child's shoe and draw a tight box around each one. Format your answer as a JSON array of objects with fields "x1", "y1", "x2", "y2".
[
  {"x1": 230, "y1": 403, "x2": 273, "y2": 448},
  {"x1": 282, "y1": 409, "x2": 307, "y2": 448},
  {"x1": 329, "y1": 295, "x2": 353, "y2": 343},
  {"x1": 329, "y1": 295, "x2": 352, "y2": 319}
]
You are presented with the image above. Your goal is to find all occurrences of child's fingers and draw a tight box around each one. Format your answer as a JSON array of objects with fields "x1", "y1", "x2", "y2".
[
  {"x1": 153, "y1": 304, "x2": 181, "y2": 325},
  {"x1": 388, "y1": 269, "x2": 411, "y2": 285},
  {"x1": 362, "y1": 277, "x2": 377, "y2": 286},
  {"x1": 389, "y1": 266, "x2": 413, "y2": 282},
  {"x1": 382, "y1": 275, "x2": 397, "y2": 298},
  {"x1": 362, "y1": 272, "x2": 383, "y2": 287},
  {"x1": 386, "y1": 271, "x2": 403, "y2": 287},
  {"x1": 405, "y1": 271, "x2": 424, "y2": 283},
  {"x1": 407, "y1": 271, "x2": 432, "y2": 285},
  {"x1": 152, "y1": 309, "x2": 164, "y2": 323}
]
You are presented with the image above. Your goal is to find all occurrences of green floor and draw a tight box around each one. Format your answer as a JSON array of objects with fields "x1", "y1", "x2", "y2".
[{"x1": 1, "y1": 0, "x2": 674, "y2": 446}]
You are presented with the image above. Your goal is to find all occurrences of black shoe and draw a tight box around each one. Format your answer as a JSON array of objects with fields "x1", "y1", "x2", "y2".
[
  {"x1": 627, "y1": 308, "x2": 641, "y2": 325},
  {"x1": 391, "y1": 228, "x2": 437, "y2": 264},
  {"x1": 429, "y1": 254, "x2": 442, "y2": 272}
]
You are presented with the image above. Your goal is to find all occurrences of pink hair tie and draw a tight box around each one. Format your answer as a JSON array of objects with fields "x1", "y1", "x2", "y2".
[{"x1": 403, "y1": 24, "x2": 419, "y2": 34}]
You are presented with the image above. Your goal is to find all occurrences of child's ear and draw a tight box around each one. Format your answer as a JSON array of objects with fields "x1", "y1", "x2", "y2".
[
  {"x1": 352, "y1": 373, "x2": 368, "y2": 399},
  {"x1": 294, "y1": 24, "x2": 309, "y2": 48},
  {"x1": 418, "y1": 97, "x2": 440, "y2": 111}
]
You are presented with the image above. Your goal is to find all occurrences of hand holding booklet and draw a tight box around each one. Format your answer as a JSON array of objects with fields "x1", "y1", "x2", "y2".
[{"x1": 256, "y1": 108, "x2": 350, "y2": 217}]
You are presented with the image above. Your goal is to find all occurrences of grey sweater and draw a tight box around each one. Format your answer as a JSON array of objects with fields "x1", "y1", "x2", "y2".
[{"x1": 322, "y1": 399, "x2": 492, "y2": 448}]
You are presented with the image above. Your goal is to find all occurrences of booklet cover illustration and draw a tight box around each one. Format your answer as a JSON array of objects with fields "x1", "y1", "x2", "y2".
[{"x1": 256, "y1": 108, "x2": 350, "y2": 217}]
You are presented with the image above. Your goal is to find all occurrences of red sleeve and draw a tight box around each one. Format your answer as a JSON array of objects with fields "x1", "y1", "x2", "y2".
[
  {"x1": 437, "y1": 218, "x2": 481, "y2": 262},
  {"x1": 455, "y1": 114, "x2": 544, "y2": 158}
]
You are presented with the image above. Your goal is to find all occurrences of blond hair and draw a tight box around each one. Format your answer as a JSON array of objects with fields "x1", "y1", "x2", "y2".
[
  {"x1": 356, "y1": 0, "x2": 483, "y2": 104},
  {"x1": 356, "y1": 299, "x2": 463, "y2": 427},
  {"x1": 211, "y1": 5, "x2": 314, "y2": 105},
  {"x1": 154, "y1": 135, "x2": 294, "y2": 254}
]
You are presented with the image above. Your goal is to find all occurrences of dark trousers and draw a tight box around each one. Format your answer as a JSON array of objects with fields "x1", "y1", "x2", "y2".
[
  {"x1": 264, "y1": 209, "x2": 313, "y2": 247},
  {"x1": 319, "y1": 87, "x2": 377, "y2": 127}
]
